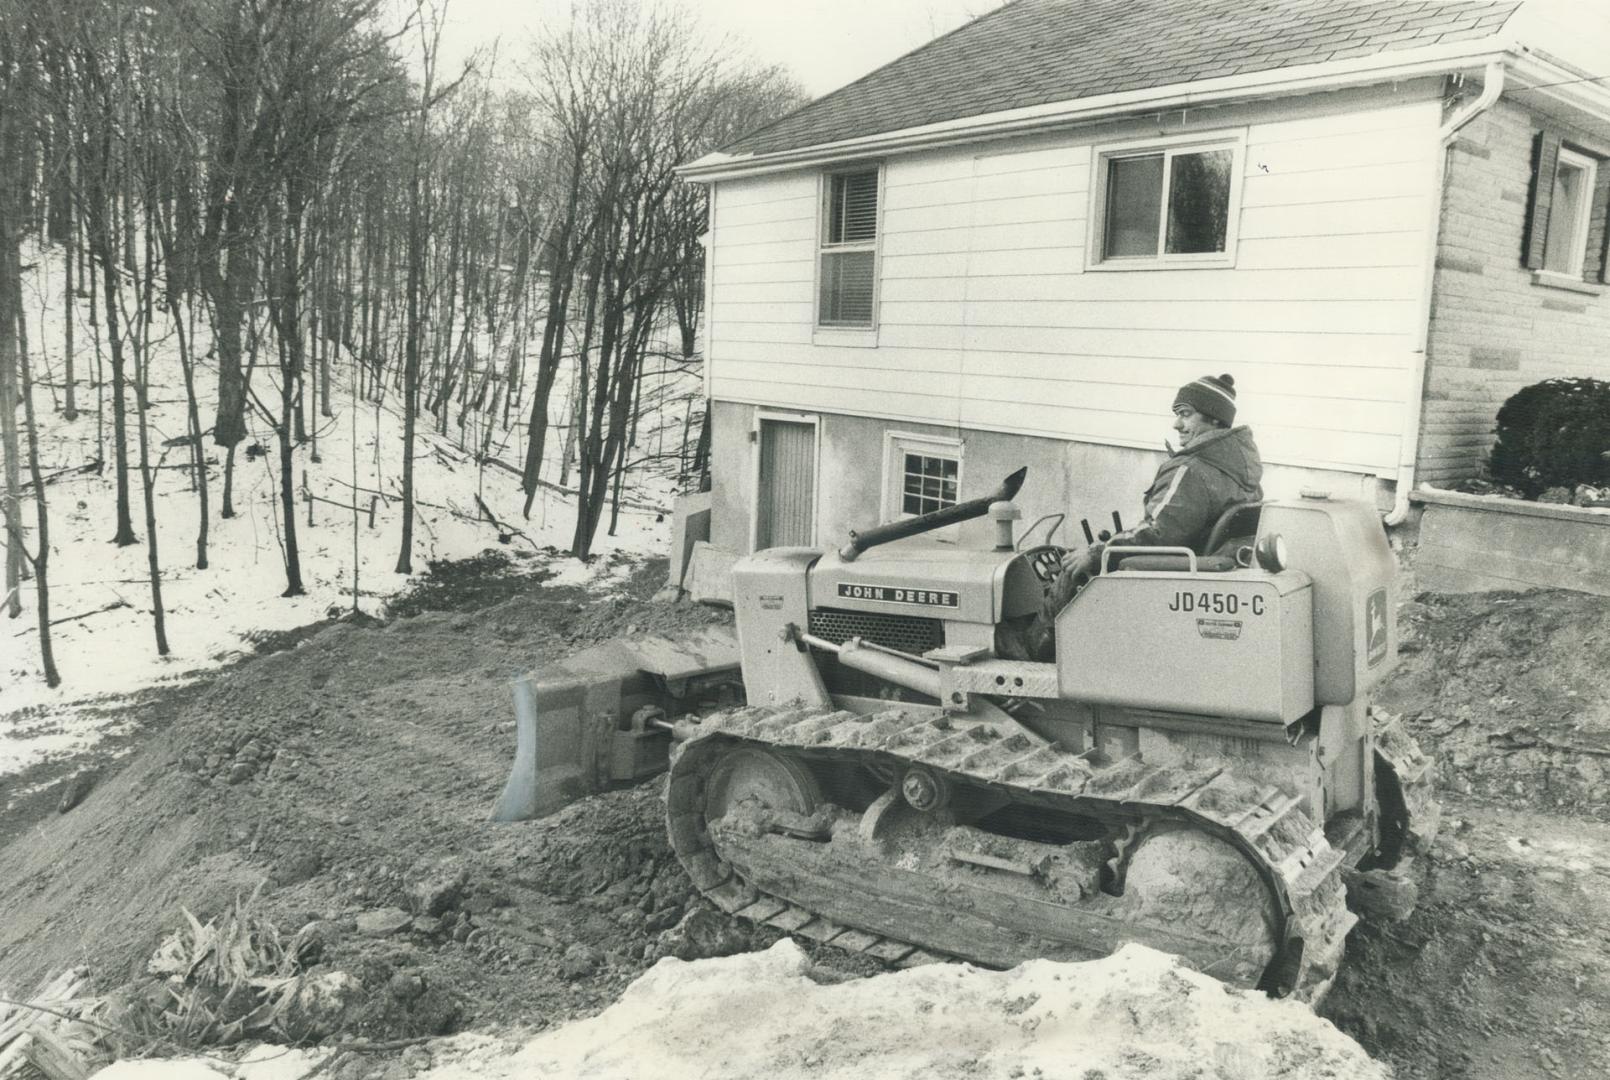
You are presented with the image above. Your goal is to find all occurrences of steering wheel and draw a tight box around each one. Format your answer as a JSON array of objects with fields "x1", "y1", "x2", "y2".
[{"x1": 1022, "y1": 545, "x2": 1065, "y2": 586}]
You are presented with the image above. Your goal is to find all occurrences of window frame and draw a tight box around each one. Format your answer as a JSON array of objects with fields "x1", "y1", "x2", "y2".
[
  {"x1": 1087, "y1": 129, "x2": 1246, "y2": 272},
  {"x1": 1524, "y1": 130, "x2": 1610, "y2": 290},
  {"x1": 1540, "y1": 146, "x2": 1597, "y2": 280},
  {"x1": 881, "y1": 431, "x2": 964, "y2": 538},
  {"x1": 815, "y1": 165, "x2": 884, "y2": 339}
]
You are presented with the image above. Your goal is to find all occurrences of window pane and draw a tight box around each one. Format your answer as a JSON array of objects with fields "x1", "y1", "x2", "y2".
[
  {"x1": 819, "y1": 250, "x2": 876, "y2": 325},
  {"x1": 828, "y1": 171, "x2": 879, "y2": 244},
  {"x1": 1165, "y1": 149, "x2": 1233, "y2": 254},
  {"x1": 901, "y1": 453, "x2": 958, "y2": 516},
  {"x1": 1543, "y1": 159, "x2": 1587, "y2": 274},
  {"x1": 1103, "y1": 154, "x2": 1164, "y2": 258}
]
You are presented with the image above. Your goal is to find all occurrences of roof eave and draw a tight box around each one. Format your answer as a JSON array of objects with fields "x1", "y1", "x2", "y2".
[
  {"x1": 676, "y1": 41, "x2": 1514, "y2": 184},
  {"x1": 1506, "y1": 46, "x2": 1610, "y2": 132}
]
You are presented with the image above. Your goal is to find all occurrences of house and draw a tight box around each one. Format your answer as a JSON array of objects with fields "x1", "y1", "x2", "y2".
[{"x1": 673, "y1": 0, "x2": 1610, "y2": 587}]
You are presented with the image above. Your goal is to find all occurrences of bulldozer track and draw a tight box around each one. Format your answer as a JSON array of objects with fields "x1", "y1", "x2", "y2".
[{"x1": 666, "y1": 704, "x2": 1359, "y2": 1003}]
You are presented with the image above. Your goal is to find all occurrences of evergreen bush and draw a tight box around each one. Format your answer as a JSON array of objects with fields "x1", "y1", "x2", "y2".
[{"x1": 1487, "y1": 377, "x2": 1610, "y2": 497}]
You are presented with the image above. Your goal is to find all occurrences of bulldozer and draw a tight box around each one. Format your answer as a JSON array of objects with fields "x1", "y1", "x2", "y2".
[{"x1": 494, "y1": 468, "x2": 1438, "y2": 1003}]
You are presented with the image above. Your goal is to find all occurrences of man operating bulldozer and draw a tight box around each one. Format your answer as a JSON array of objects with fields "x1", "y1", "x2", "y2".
[{"x1": 999, "y1": 372, "x2": 1264, "y2": 661}]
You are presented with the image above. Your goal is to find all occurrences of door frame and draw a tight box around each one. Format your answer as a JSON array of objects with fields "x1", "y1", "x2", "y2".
[{"x1": 749, "y1": 409, "x2": 822, "y2": 552}]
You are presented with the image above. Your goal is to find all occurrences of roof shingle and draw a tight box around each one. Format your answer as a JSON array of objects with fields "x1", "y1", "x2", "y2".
[{"x1": 724, "y1": 0, "x2": 1522, "y2": 158}]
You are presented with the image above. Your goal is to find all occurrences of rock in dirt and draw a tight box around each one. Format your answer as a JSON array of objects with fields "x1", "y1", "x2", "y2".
[
  {"x1": 410, "y1": 869, "x2": 467, "y2": 917},
  {"x1": 272, "y1": 850, "x2": 323, "y2": 887},
  {"x1": 653, "y1": 908, "x2": 751, "y2": 962},
  {"x1": 560, "y1": 943, "x2": 604, "y2": 979},
  {"x1": 282, "y1": 970, "x2": 365, "y2": 1042},
  {"x1": 58, "y1": 768, "x2": 100, "y2": 813},
  {"x1": 389, "y1": 971, "x2": 427, "y2": 1002},
  {"x1": 357, "y1": 908, "x2": 413, "y2": 937}
]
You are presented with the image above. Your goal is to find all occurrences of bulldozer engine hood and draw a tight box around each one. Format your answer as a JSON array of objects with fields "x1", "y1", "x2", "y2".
[{"x1": 810, "y1": 543, "x2": 1030, "y2": 624}]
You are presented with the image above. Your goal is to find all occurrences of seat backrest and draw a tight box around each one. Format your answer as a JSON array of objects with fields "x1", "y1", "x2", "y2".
[{"x1": 1201, "y1": 501, "x2": 1263, "y2": 556}]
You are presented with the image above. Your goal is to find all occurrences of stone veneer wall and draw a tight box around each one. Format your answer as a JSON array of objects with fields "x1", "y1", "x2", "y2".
[{"x1": 1420, "y1": 97, "x2": 1610, "y2": 484}]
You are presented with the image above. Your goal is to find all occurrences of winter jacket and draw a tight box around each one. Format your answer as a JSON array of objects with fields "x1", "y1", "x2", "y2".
[{"x1": 1111, "y1": 425, "x2": 1264, "y2": 554}]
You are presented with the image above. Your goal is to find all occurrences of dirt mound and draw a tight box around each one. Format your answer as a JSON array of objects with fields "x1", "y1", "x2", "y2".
[
  {"x1": 0, "y1": 556, "x2": 737, "y2": 1045},
  {"x1": 1381, "y1": 587, "x2": 1610, "y2": 818}
]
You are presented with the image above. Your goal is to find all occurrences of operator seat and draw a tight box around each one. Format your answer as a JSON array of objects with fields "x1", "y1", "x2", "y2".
[
  {"x1": 1111, "y1": 501, "x2": 1263, "y2": 573},
  {"x1": 1202, "y1": 501, "x2": 1262, "y2": 558}
]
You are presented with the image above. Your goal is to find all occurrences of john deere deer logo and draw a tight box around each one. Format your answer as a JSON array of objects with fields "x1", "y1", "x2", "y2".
[{"x1": 1366, "y1": 589, "x2": 1389, "y2": 666}]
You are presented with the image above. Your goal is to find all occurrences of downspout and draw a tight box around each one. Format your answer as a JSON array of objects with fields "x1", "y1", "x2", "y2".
[{"x1": 1386, "y1": 58, "x2": 1506, "y2": 526}]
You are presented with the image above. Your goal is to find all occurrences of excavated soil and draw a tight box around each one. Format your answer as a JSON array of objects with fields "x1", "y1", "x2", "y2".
[
  {"x1": 2, "y1": 549, "x2": 1609, "y2": 1079},
  {"x1": 0, "y1": 552, "x2": 801, "y2": 1056}
]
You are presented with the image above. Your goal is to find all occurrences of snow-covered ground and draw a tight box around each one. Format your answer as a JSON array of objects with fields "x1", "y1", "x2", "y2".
[
  {"x1": 89, "y1": 943, "x2": 1385, "y2": 1080},
  {"x1": 0, "y1": 238, "x2": 689, "y2": 775}
]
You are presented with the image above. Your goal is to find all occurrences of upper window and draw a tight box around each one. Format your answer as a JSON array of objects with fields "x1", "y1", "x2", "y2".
[
  {"x1": 1092, "y1": 135, "x2": 1242, "y2": 269},
  {"x1": 819, "y1": 169, "x2": 879, "y2": 328},
  {"x1": 1524, "y1": 131, "x2": 1609, "y2": 286}
]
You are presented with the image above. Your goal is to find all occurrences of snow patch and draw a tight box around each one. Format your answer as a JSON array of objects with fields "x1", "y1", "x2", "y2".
[{"x1": 419, "y1": 941, "x2": 1383, "y2": 1080}]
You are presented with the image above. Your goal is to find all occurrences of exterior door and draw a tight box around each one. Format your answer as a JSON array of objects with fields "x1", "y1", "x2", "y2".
[{"x1": 755, "y1": 418, "x2": 816, "y2": 549}]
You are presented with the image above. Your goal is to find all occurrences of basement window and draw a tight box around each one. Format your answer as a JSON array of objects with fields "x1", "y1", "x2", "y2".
[
  {"x1": 1091, "y1": 133, "x2": 1243, "y2": 269},
  {"x1": 818, "y1": 168, "x2": 880, "y2": 328},
  {"x1": 883, "y1": 432, "x2": 963, "y2": 534},
  {"x1": 902, "y1": 453, "x2": 959, "y2": 516}
]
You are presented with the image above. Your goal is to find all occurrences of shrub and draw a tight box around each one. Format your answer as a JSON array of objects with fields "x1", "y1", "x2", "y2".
[{"x1": 1487, "y1": 377, "x2": 1610, "y2": 497}]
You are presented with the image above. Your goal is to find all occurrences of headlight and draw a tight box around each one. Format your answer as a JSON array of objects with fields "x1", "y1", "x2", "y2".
[{"x1": 1255, "y1": 533, "x2": 1288, "y2": 573}]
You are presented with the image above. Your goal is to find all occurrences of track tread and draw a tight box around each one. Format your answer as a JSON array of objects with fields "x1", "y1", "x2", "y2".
[{"x1": 669, "y1": 705, "x2": 1358, "y2": 1002}]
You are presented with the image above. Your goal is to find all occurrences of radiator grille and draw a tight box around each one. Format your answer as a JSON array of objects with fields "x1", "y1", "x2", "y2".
[{"x1": 807, "y1": 606, "x2": 944, "y2": 655}]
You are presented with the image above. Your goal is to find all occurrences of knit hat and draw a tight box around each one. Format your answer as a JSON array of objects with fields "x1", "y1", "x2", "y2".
[{"x1": 1174, "y1": 373, "x2": 1238, "y2": 427}]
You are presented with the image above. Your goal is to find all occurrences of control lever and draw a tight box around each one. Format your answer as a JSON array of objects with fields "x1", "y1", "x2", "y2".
[{"x1": 1080, "y1": 518, "x2": 1095, "y2": 545}]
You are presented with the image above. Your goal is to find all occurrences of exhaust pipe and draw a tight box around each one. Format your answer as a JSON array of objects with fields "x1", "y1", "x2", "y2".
[{"x1": 839, "y1": 467, "x2": 1026, "y2": 562}]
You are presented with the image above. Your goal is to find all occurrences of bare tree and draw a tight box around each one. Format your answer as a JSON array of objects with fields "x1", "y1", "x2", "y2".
[{"x1": 0, "y1": 9, "x2": 60, "y2": 682}]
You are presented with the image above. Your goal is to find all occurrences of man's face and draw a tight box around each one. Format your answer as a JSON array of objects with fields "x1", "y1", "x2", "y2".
[{"x1": 1173, "y1": 404, "x2": 1216, "y2": 448}]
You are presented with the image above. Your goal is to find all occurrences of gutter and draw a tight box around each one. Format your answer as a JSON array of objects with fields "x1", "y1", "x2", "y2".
[
  {"x1": 679, "y1": 42, "x2": 1508, "y2": 183},
  {"x1": 1383, "y1": 58, "x2": 1507, "y2": 528}
]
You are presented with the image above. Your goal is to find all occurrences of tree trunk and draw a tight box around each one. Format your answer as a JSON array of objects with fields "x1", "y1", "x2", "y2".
[
  {"x1": 0, "y1": 183, "x2": 21, "y2": 620},
  {"x1": 154, "y1": 197, "x2": 210, "y2": 569},
  {"x1": 91, "y1": 166, "x2": 137, "y2": 546},
  {"x1": 17, "y1": 293, "x2": 59, "y2": 685},
  {"x1": 61, "y1": 206, "x2": 77, "y2": 420},
  {"x1": 396, "y1": 126, "x2": 424, "y2": 575},
  {"x1": 133, "y1": 194, "x2": 169, "y2": 653}
]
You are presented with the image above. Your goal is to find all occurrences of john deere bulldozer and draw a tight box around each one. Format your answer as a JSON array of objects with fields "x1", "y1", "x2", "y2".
[{"x1": 494, "y1": 469, "x2": 1437, "y2": 1003}]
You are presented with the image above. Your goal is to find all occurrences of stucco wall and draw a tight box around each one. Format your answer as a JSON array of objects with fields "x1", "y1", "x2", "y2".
[
  {"x1": 1420, "y1": 97, "x2": 1610, "y2": 483},
  {"x1": 708, "y1": 400, "x2": 1383, "y2": 556}
]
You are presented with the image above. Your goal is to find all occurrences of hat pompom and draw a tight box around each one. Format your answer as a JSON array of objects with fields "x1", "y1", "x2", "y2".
[{"x1": 1218, "y1": 373, "x2": 1235, "y2": 389}]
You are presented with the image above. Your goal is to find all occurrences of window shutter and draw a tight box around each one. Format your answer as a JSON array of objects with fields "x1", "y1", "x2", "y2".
[
  {"x1": 1589, "y1": 158, "x2": 1610, "y2": 284},
  {"x1": 1523, "y1": 130, "x2": 1562, "y2": 270}
]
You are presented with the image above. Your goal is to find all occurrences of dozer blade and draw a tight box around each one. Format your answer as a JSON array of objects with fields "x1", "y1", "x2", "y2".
[{"x1": 491, "y1": 628, "x2": 740, "y2": 822}]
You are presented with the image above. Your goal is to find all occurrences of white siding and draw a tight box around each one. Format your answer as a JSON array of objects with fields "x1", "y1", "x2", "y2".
[{"x1": 707, "y1": 90, "x2": 1443, "y2": 475}]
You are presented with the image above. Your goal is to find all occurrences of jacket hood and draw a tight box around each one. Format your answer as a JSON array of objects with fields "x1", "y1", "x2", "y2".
[{"x1": 1178, "y1": 425, "x2": 1263, "y2": 492}]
